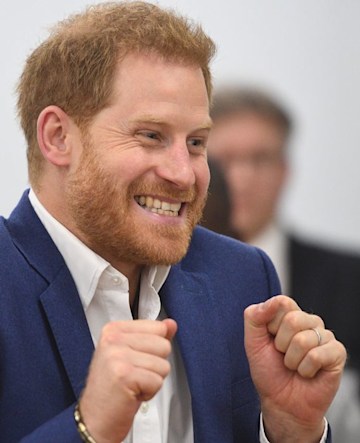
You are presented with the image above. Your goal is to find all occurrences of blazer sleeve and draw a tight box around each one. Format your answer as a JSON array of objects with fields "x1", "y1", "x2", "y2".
[
  {"x1": 20, "y1": 404, "x2": 82, "y2": 443},
  {"x1": 255, "y1": 246, "x2": 282, "y2": 296}
]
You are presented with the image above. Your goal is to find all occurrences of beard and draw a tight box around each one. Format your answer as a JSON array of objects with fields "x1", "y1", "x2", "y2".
[{"x1": 65, "y1": 142, "x2": 207, "y2": 267}]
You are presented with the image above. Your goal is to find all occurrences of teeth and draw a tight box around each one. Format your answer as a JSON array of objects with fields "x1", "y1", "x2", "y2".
[
  {"x1": 146, "y1": 196, "x2": 153, "y2": 207},
  {"x1": 170, "y1": 202, "x2": 181, "y2": 212},
  {"x1": 153, "y1": 198, "x2": 161, "y2": 209},
  {"x1": 135, "y1": 195, "x2": 181, "y2": 216}
]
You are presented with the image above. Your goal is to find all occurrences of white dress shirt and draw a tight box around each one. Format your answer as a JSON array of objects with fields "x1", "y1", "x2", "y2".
[
  {"x1": 29, "y1": 190, "x2": 193, "y2": 443},
  {"x1": 29, "y1": 191, "x2": 326, "y2": 442},
  {"x1": 249, "y1": 222, "x2": 289, "y2": 294}
]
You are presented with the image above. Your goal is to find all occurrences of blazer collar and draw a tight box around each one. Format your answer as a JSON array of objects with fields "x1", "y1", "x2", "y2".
[{"x1": 161, "y1": 264, "x2": 233, "y2": 442}]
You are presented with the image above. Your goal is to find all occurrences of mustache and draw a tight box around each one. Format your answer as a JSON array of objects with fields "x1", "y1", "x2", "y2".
[{"x1": 128, "y1": 182, "x2": 198, "y2": 203}]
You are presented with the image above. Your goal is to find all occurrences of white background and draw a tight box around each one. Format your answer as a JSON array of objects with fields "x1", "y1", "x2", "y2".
[{"x1": 1, "y1": 0, "x2": 360, "y2": 250}]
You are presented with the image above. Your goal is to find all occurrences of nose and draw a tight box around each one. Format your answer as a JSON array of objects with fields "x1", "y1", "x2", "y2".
[{"x1": 155, "y1": 141, "x2": 196, "y2": 189}]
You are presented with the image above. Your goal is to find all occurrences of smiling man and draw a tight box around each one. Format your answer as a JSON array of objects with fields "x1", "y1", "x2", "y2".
[
  {"x1": 0, "y1": 2, "x2": 346, "y2": 443},
  {"x1": 36, "y1": 51, "x2": 211, "y2": 302}
]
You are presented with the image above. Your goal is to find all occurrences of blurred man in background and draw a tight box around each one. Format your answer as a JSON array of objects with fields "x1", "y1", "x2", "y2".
[{"x1": 205, "y1": 86, "x2": 360, "y2": 442}]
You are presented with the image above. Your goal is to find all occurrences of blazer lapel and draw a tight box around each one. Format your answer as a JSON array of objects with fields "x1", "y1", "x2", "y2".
[
  {"x1": 39, "y1": 270, "x2": 94, "y2": 398},
  {"x1": 8, "y1": 191, "x2": 94, "y2": 398},
  {"x1": 161, "y1": 265, "x2": 233, "y2": 443}
]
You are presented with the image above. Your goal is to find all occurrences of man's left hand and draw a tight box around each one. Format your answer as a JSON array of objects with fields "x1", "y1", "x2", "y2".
[{"x1": 244, "y1": 295, "x2": 347, "y2": 443}]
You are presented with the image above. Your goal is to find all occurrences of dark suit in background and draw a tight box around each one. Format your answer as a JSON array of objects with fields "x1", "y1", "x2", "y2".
[{"x1": 289, "y1": 235, "x2": 360, "y2": 371}]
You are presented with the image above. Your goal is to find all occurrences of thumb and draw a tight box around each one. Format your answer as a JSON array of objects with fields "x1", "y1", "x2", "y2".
[
  {"x1": 244, "y1": 295, "x2": 300, "y2": 353},
  {"x1": 244, "y1": 299, "x2": 271, "y2": 347},
  {"x1": 244, "y1": 302, "x2": 271, "y2": 370},
  {"x1": 245, "y1": 297, "x2": 277, "y2": 332},
  {"x1": 244, "y1": 296, "x2": 283, "y2": 354}
]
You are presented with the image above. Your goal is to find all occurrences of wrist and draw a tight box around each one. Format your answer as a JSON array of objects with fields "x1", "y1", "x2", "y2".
[
  {"x1": 74, "y1": 402, "x2": 98, "y2": 443},
  {"x1": 261, "y1": 410, "x2": 326, "y2": 443},
  {"x1": 76, "y1": 394, "x2": 133, "y2": 443}
]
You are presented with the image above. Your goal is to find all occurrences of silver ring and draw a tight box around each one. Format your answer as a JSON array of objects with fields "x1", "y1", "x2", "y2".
[{"x1": 311, "y1": 327, "x2": 322, "y2": 346}]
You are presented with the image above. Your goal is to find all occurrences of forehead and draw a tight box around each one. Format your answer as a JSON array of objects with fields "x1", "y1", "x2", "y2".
[
  {"x1": 110, "y1": 52, "x2": 210, "y2": 113},
  {"x1": 90, "y1": 52, "x2": 213, "y2": 134}
]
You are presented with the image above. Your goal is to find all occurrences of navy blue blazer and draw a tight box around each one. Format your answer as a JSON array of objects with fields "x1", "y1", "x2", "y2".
[{"x1": 0, "y1": 191, "x2": 283, "y2": 442}]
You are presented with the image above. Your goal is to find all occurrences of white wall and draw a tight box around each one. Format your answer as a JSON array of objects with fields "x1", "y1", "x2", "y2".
[{"x1": 2, "y1": 0, "x2": 360, "y2": 250}]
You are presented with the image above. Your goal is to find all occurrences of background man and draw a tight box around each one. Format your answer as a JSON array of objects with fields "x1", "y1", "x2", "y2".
[
  {"x1": 206, "y1": 86, "x2": 360, "y2": 441},
  {"x1": 0, "y1": 3, "x2": 346, "y2": 442}
]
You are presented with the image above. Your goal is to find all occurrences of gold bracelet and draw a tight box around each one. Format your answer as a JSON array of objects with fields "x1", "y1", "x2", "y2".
[{"x1": 74, "y1": 402, "x2": 98, "y2": 443}]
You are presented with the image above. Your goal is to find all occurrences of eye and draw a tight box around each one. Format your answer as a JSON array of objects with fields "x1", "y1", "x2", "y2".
[
  {"x1": 187, "y1": 137, "x2": 207, "y2": 153},
  {"x1": 136, "y1": 130, "x2": 163, "y2": 147},
  {"x1": 140, "y1": 131, "x2": 159, "y2": 140}
]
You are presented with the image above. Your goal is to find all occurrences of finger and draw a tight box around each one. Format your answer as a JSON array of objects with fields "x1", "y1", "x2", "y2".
[
  {"x1": 99, "y1": 327, "x2": 173, "y2": 359},
  {"x1": 122, "y1": 348, "x2": 172, "y2": 378},
  {"x1": 266, "y1": 296, "x2": 302, "y2": 336},
  {"x1": 162, "y1": 318, "x2": 178, "y2": 340},
  {"x1": 244, "y1": 295, "x2": 300, "y2": 344},
  {"x1": 119, "y1": 334, "x2": 173, "y2": 358},
  {"x1": 283, "y1": 328, "x2": 333, "y2": 371},
  {"x1": 127, "y1": 366, "x2": 166, "y2": 402},
  {"x1": 104, "y1": 319, "x2": 170, "y2": 338},
  {"x1": 274, "y1": 311, "x2": 325, "y2": 353},
  {"x1": 297, "y1": 339, "x2": 347, "y2": 378},
  {"x1": 90, "y1": 347, "x2": 172, "y2": 399}
]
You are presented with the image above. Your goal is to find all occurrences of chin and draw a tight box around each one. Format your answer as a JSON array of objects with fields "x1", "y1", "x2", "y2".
[{"x1": 137, "y1": 235, "x2": 192, "y2": 266}]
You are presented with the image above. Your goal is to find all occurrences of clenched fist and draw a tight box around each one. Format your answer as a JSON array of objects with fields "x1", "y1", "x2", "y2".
[{"x1": 79, "y1": 318, "x2": 177, "y2": 443}]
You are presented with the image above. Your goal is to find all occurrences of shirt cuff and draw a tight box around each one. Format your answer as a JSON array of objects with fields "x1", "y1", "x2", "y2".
[{"x1": 259, "y1": 413, "x2": 328, "y2": 443}]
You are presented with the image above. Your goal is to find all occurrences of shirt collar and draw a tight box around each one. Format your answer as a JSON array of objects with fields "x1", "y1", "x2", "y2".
[{"x1": 28, "y1": 190, "x2": 170, "y2": 312}]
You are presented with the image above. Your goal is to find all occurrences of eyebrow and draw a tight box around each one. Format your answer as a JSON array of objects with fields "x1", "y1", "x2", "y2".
[{"x1": 129, "y1": 115, "x2": 213, "y2": 131}]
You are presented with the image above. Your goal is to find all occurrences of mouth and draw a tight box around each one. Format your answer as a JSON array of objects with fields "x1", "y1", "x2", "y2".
[{"x1": 134, "y1": 195, "x2": 182, "y2": 217}]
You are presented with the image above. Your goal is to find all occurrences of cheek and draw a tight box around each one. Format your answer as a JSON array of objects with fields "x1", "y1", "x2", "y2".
[
  {"x1": 106, "y1": 156, "x2": 146, "y2": 187},
  {"x1": 196, "y1": 161, "x2": 211, "y2": 196},
  {"x1": 262, "y1": 172, "x2": 284, "y2": 198}
]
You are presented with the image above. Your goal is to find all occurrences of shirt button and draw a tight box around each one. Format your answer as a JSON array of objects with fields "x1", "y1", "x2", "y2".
[
  {"x1": 140, "y1": 402, "x2": 149, "y2": 414},
  {"x1": 112, "y1": 277, "x2": 120, "y2": 285}
]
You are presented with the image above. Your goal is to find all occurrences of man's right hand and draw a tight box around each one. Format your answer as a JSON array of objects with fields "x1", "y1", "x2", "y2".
[{"x1": 79, "y1": 318, "x2": 177, "y2": 443}]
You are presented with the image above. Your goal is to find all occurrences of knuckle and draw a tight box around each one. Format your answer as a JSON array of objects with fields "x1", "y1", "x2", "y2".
[
  {"x1": 337, "y1": 341, "x2": 348, "y2": 360},
  {"x1": 113, "y1": 360, "x2": 132, "y2": 379},
  {"x1": 311, "y1": 314, "x2": 325, "y2": 328},
  {"x1": 277, "y1": 295, "x2": 295, "y2": 310},
  {"x1": 284, "y1": 354, "x2": 298, "y2": 371},
  {"x1": 162, "y1": 339, "x2": 172, "y2": 356},
  {"x1": 292, "y1": 332, "x2": 309, "y2": 350},
  {"x1": 162, "y1": 360, "x2": 171, "y2": 377},
  {"x1": 305, "y1": 348, "x2": 319, "y2": 366},
  {"x1": 325, "y1": 329, "x2": 335, "y2": 341},
  {"x1": 274, "y1": 336, "x2": 285, "y2": 353},
  {"x1": 284, "y1": 310, "x2": 302, "y2": 330},
  {"x1": 155, "y1": 375, "x2": 165, "y2": 391},
  {"x1": 99, "y1": 322, "x2": 119, "y2": 346}
]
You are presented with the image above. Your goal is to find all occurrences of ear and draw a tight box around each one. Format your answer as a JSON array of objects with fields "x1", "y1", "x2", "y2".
[{"x1": 37, "y1": 105, "x2": 74, "y2": 167}]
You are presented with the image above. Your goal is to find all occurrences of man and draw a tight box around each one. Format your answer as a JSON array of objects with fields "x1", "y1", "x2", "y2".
[
  {"x1": 1, "y1": 3, "x2": 345, "y2": 442},
  {"x1": 206, "y1": 86, "x2": 360, "y2": 440}
]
